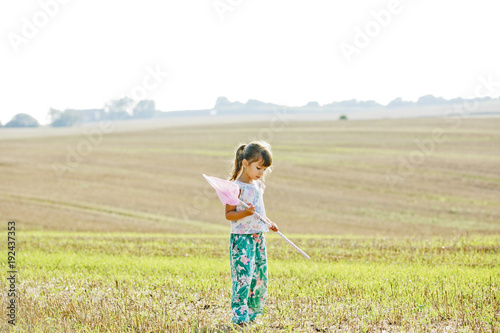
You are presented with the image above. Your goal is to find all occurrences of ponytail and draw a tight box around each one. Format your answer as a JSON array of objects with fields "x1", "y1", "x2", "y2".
[
  {"x1": 230, "y1": 144, "x2": 246, "y2": 181},
  {"x1": 229, "y1": 141, "x2": 273, "y2": 181}
]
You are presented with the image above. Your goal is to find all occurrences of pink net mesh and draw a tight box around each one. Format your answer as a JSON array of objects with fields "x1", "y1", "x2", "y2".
[{"x1": 202, "y1": 174, "x2": 241, "y2": 206}]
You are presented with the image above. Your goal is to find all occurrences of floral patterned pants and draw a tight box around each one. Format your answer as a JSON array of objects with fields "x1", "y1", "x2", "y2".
[{"x1": 229, "y1": 232, "x2": 268, "y2": 324}]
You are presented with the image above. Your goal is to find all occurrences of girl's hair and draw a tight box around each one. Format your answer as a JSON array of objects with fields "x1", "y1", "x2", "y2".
[{"x1": 229, "y1": 141, "x2": 273, "y2": 181}]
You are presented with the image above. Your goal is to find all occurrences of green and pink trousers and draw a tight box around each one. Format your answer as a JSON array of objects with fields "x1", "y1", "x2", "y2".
[{"x1": 229, "y1": 232, "x2": 268, "y2": 324}]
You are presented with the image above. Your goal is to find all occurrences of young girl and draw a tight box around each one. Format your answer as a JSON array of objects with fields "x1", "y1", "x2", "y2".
[{"x1": 225, "y1": 141, "x2": 279, "y2": 326}]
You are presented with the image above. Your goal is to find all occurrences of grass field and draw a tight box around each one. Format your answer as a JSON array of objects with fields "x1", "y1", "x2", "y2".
[
  {"x1": 0, "y1": 117, "x2": 499, "y2": 331},
  {"x1": 1, "y1": 232, "x2": 499, "y2": 332}
]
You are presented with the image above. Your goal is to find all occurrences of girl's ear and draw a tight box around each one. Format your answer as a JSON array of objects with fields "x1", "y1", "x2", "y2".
[{"x1": 242, "y1": 159, "x2": 248, "y2": 168}]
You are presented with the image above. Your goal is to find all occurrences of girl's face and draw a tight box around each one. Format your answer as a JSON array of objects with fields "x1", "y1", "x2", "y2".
[{"x1": 243, "y1": 158, "x2": 268, "y2": 181}]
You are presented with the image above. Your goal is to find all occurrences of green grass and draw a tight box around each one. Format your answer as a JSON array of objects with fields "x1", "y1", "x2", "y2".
[{"x1": 2, "y1": 231, "x2": 498, "y2": 332}]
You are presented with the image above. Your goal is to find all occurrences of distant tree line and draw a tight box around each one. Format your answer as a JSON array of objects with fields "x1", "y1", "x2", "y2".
[
  {"x1": 1, "y1": 98, "x2": 160, "y2": 128},
  {"x1": 48, "y1": 98, "x2": 161, "y2": 127},
  {"x1": 4, "y1": 94, "x2": 493, "y2": 128}
]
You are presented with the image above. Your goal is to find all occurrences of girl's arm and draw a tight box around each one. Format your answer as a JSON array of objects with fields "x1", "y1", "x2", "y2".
[{"x1": 225, "y1": 204, "x2": 254, "y2": 221}]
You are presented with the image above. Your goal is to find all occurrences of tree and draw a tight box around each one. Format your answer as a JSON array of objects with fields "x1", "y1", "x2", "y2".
[
  {"x1": 133, "y1": 100, "x2": 158, "y2": 118},
  {"x1": 104, "y1": 97, "x2": 134, "y2": 120},
  {"x1": 51, "y1": 109, "x2": 83, "y2": 127},
  {"x1": 48, "y1": 108, "x2": 62, "y2": 123},
  {"x1": 5, "y1": 113, "x2": 40, "y2": 127},
  {"x1": 339, "y1": 114, "x2": 348, "y2": 120}
]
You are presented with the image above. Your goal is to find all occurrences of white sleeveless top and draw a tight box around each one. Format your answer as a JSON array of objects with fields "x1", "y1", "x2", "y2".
[{"x1": 230, "y1": 179, "x2": 269, "y2": 234}]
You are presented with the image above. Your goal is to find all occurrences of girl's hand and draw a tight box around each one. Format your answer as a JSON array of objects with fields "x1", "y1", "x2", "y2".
[
  {"x1": 266, "y1": 218, "x2": 279, "y2": 232},
  {"x1": 244, "y1": 204, "x2": 255, "y2": 217}
]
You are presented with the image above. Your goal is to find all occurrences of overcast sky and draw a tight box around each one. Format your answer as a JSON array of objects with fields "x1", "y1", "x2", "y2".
[{"x1": 1, "y1": 0, "x2": 499, "y2": 125}]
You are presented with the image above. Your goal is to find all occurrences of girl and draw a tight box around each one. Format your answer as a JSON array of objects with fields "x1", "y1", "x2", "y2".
[{"x1": 225, "y1": 141, "x2": 279, "y2": 326}]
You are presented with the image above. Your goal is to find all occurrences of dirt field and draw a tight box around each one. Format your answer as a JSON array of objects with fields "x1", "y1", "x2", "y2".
[
  {"x1": 1, "y1": 115, "x2": 499, "y2": 332},
  {"x1": 1, "y1": 116, "x2": 499, "y2": 236}
]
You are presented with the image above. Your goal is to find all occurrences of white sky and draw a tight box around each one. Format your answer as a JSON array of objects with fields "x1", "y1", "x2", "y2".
[{"x1": 1, "y1": 0, "x2": 499, "y2": 125}]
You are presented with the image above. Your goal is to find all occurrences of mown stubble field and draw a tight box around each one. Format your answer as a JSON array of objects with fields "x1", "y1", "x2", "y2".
[{"x1": 0, "y1": 116, "x2": 499, "y2": 332}]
